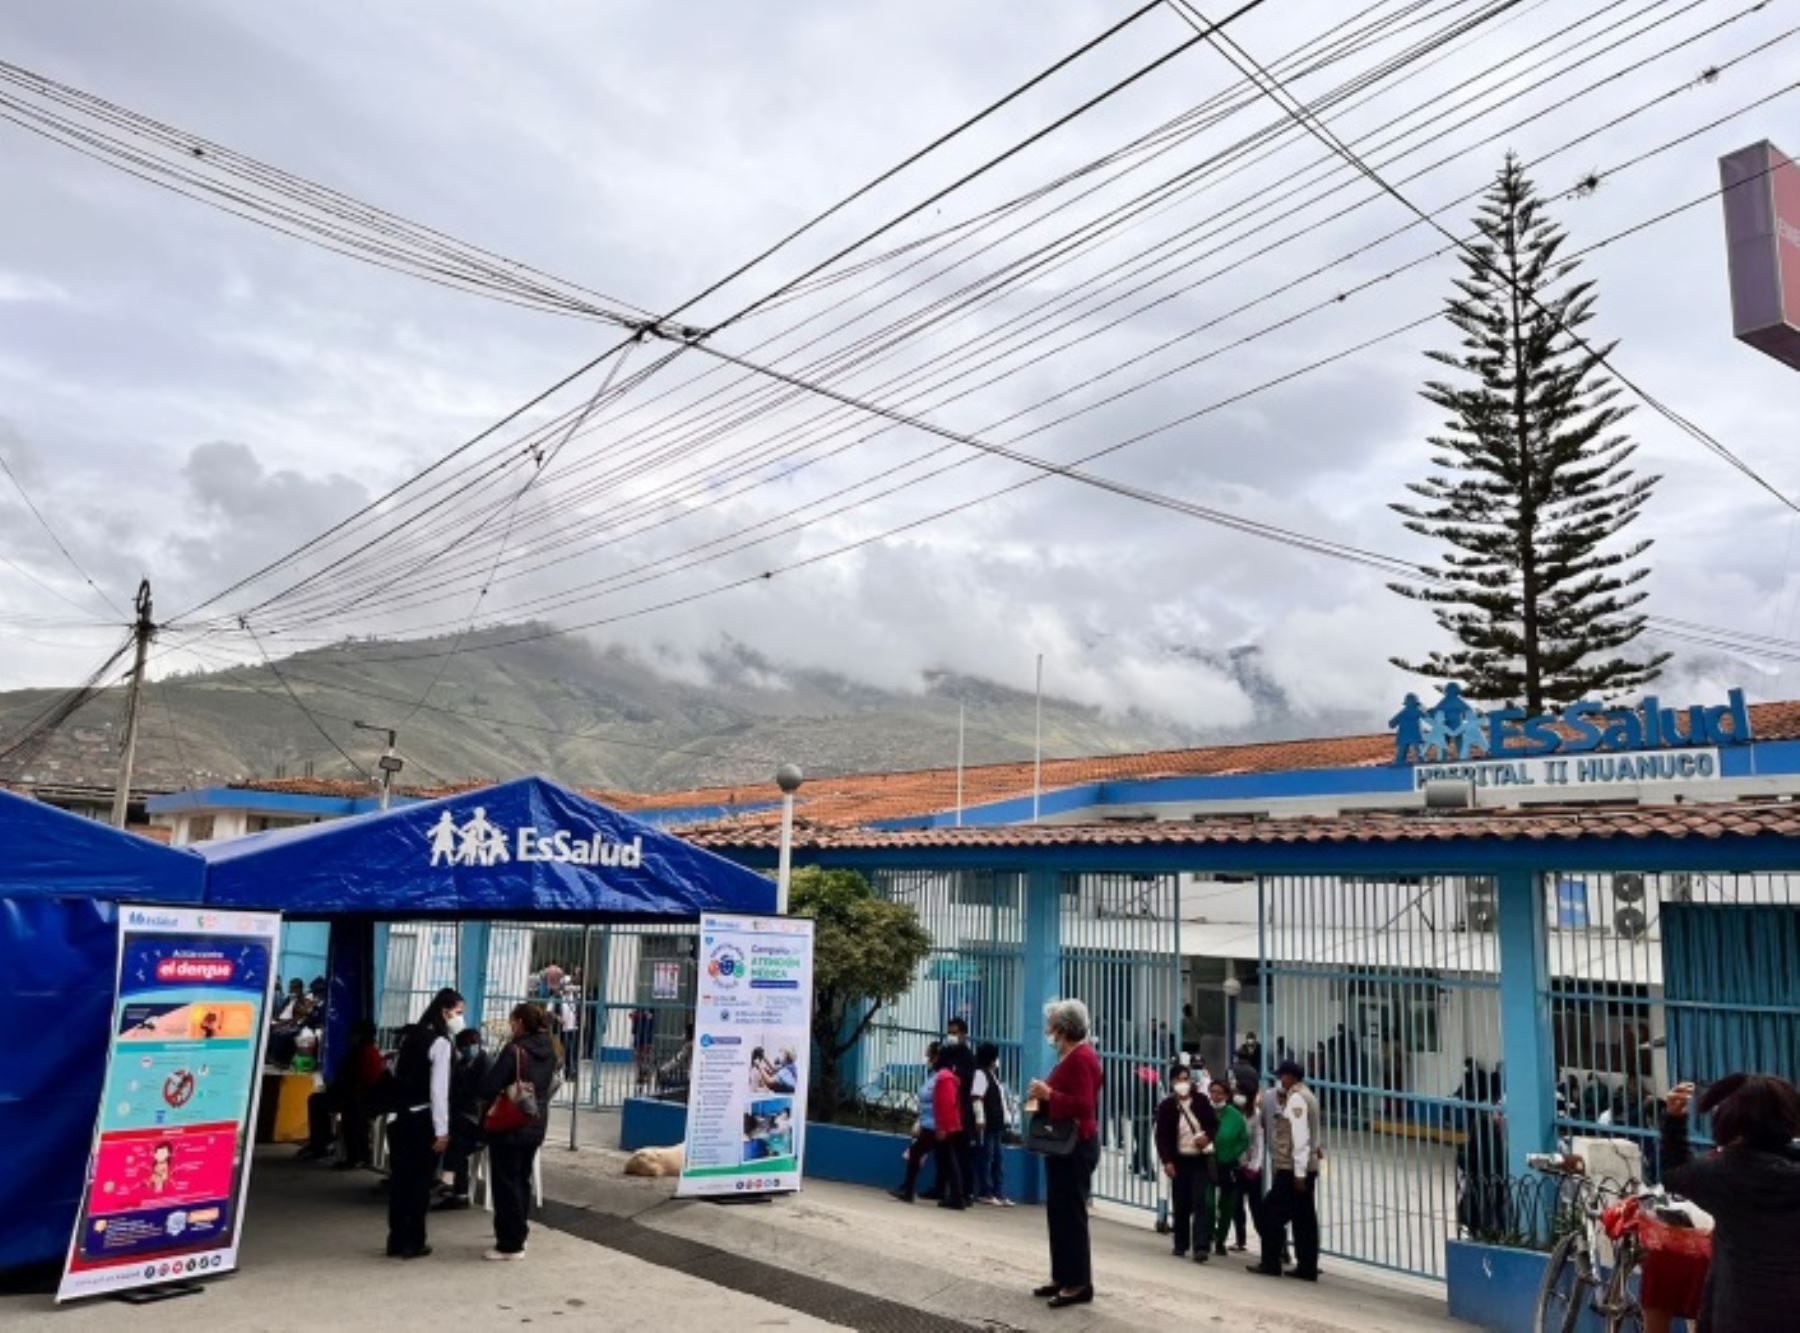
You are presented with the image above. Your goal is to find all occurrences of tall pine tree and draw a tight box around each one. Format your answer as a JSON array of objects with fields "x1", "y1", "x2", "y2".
[{"x1": 1391, "y1": 155, "x2": 1667, "y2": 713}]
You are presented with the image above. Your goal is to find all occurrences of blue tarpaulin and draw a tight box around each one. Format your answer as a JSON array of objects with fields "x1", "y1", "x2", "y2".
[
  {"x1": 0, "y1": 791, "x2": 208, "y2": 1271},
  {"x1": 0, "y1": 777, "x2": 773, "y2": 1272},
  {"x1": 192, "y1": 775, "x2": 776, "y2": 919}
]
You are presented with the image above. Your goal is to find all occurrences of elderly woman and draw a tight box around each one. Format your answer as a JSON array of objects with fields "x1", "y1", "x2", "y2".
[{"x1": 1026, "y1": 998, "x2": 1104, "y2": 1309}]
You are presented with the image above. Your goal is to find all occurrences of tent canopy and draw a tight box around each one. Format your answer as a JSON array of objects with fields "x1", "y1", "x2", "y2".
[
  {"x1": 0, "y1": 787, "x2": 204, "y2": 901},
  {"x1": 194, "y1": 775, "x2": 776, "y2": 920}
]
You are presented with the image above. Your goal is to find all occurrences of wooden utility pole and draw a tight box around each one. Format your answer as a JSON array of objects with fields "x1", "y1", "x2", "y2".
[{"x1": 110, "y1": 578, "x2": 154, "y2": 829}]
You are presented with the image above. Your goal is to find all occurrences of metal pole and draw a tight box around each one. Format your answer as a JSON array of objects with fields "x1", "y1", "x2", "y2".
[
  {"x1": 1033, "y1": 653, "x2": 1044, "y2": 823},
  {"x1": 111, "y1": 579, "x2": 153, "y2": 829},
  {"x1": 774, "y1": 764, "x2": 803, "y2": 913},
  {"x1": 955, "y1": 702, "x2": 965, "y2": 828},
  {"x1": 355, "y1": 721, "x2": 401, "y2": 809}
]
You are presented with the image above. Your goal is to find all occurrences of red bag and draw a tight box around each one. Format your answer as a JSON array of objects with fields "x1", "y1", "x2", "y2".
[{"x1": 483, "y1": 1047, "x2": 536, "y2": 1134}]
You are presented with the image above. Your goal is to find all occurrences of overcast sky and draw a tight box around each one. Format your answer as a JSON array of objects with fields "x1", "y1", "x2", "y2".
[{"x1": 3, "y1": 0, "x2": 1798, "y2": 733}]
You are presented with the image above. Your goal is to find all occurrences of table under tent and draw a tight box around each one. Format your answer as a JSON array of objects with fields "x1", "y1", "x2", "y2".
[{"x1": 0, "y1": 775, "x2": 776, "y2": 1274}]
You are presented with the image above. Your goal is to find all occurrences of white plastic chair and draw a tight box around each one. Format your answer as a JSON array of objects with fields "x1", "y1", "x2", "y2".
[{"x1": 471, "y1": 1145, "x2": 543, "y2": 1211}]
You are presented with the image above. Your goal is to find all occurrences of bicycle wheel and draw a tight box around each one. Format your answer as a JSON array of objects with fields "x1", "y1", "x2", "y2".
[
  {"x1": 1604, "y1": 1236, "x2": 1646, "y2": 1333},
  {"x1": 1536, "y1": 1233, "x2": 1594, "y2": 1333}
]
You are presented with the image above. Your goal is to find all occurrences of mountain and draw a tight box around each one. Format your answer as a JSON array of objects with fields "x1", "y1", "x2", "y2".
[{"x1": 0, "y1": 626, "x2": 1365, "y2": 795}]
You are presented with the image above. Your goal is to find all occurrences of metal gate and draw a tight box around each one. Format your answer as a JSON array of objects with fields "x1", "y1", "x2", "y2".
[
  {"x1": 1542, "y1": 869, "x2": 1800, "y2": 1174},
  {"x1": 1260, "y1": 874, "x2": 1503, "y2": 1280},
  {"x1": 375, "y1": 922, "x2": 461, "y2": 1048},
  {"x1": 864, "y1": 870, "x2": 1025, "y2": 1108},
  {"x1": 1059, "y1": 872, "x2": 1181, "y2": 1214}
]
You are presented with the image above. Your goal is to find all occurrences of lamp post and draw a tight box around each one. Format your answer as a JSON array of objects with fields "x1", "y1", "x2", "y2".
[
  {"x1": 354, "y1": 721, "x2": 402, "y2": 810},
  {"x1": 1223, "y1": 975, "x2": 1243, "y2": 1063},
  {"x1": 775, "y1": 764, "x2": 804, "y2": 914}
]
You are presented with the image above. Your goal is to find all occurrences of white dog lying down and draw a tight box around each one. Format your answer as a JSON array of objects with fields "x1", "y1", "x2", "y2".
[{"x1": 624, "y1": 1144, "x2": 686, "y2": 1177}]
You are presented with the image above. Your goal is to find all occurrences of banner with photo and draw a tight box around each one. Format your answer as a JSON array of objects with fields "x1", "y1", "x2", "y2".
[
  {"x1": 676, "y1": 913, "x2": 815, "y2": 1198},
  {"x1": 58, "y1": 905, "x2": 281, "y2": 1303}
]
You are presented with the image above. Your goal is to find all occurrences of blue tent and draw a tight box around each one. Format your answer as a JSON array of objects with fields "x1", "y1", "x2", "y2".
[
  {"x1": 0, "y1": 790, "x2": 208, "y2": 1271},
  {"x1": 192, "y1": 775, "x2": 776, "y2": 919},
  {"x1": 0, "y1": 777, "x2": 773, "y2": 1273}
]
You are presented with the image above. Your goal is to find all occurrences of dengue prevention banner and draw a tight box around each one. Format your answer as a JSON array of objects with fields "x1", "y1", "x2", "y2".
[
  {"x1": 676, "y1": 913, "x2": 815, "y2": 1197},
  {"x1": 59, "y1": 905, "x2": 281, "y2": 1302}
]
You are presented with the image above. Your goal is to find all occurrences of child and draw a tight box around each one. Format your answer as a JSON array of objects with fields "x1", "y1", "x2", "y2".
[
  {"x1": 890, "y1": 1040, "x2": 941, "y2": 1203},
  {"x1": 970, "y1": 1042, "x2": 1014, "y2": 1206}
]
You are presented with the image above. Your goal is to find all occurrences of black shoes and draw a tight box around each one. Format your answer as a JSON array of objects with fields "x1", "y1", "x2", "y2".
[
  {"x1": 1285, "y1": 1268, "x2": 1320, "y2": 1282},
  {"x1": 1192, "y1": 1250, "x2": 1209, "y2": 1264},
  {"x1": 1247, "y1": 1263, "x2": 1283, "y2": 1277},
  {"x1": 1047, "y1": 1287, "x2": 1094, "y2": 1309},
  {"x1": 888, "y1": 1188, "x2": 914, "y2": 1203},
  {"x1": 1032, "y1": 1284, "x2": 1061, "y2": 1298},
  {"x1": 431, "y1": 1194, "x2": 470, "y2": 1211}
]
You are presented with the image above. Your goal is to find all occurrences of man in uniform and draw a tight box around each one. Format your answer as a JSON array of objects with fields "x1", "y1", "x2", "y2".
[{"x1": 1248, "y1": 1058, "x2": 1322, "y2": 1281}]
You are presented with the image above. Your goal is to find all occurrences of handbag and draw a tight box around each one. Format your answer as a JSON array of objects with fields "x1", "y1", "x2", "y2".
[
  {"x1": 483, "y1": 1046, "x2": 538, "y2": 1134},
  {"x1": 1024, "y1": 1110, "x2": 1079, "y2": 1157}
]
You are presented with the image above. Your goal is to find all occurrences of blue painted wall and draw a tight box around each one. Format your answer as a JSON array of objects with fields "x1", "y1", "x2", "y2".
[
  {"x1": 278, "y1": 920, "x2": 331, "y2": 988},
  {"x1": 1446, "y1": 1240, "x2": 1603, "y2": 1332}
]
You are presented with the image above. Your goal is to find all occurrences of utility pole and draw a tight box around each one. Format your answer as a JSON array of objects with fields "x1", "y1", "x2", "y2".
[
  {"x1": 355, "y1": 721, "x2": 403, "y2": 810},
  {"x1": 1033, "y1": 652, "x2": 1044, "y2": 824},
  {"x1": 110, "y1": 579, "x2": 154, "y2": 829},
  {"x1": 955, "y1": 702, "x2": 965, "y2": 828},
  {"x1": 775, "y1": 764, "x2": 804, "y2": 914}
]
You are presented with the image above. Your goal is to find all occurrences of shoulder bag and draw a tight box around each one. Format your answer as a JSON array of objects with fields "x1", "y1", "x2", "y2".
[
  {"x1": 483, "y1": 1046, "x2": 538, "y2": 1134},
  {"x1": 1025, "y1": 1110, "x2": 1079, "y2": 1156}
]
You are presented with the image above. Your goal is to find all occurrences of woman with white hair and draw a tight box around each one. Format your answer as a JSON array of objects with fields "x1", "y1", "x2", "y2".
[{"x1": 1025, "y1": 998, "x2": 1104, "y2": 1309}]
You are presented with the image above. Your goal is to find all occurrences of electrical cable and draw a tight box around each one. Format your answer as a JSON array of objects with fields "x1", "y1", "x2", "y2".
[{"x1": 0, "y1": 450, "x2": 126, "y2": 619}]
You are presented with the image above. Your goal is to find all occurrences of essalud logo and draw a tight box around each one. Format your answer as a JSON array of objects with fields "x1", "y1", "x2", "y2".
[
  {"x1": 424, "y1": 806, "x2": 643, "y2": 869},
  {"x1": 1388, "y1": 684, "x2": 1753, "y2": 765}
]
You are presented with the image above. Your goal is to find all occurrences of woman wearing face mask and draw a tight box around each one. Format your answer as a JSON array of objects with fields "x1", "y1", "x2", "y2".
[
  {"x1": 478, "y1": 1003, "x2": 559, "y2": 1260},
  {"x1": 1154, "y1": 1061, "x2": 1217, "y2": 1262},
  {"x1": 387, "y1": 986, "x2": 463, "y2": 1259},
  {"x1": 1206, "y1": 1080, "x2": 1250, "y2": 1258},
  {"x1": 1229, "y1": 1069, "x2": 1264, "y2": 1253},
  {"x1": 1025, "y1": 999, "x2": 1103, "y2": 1309}
]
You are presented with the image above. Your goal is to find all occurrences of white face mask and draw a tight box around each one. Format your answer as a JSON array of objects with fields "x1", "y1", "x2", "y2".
[
  {"x1": 446, "y1": 1012, "x2": 466, "y2": 1036},
  {"x1": 945, "y1": 1034, "x2": 962, "y2": 1046},
  {"x1": 1046, "y1": 1032, "x2": 1060, "y2": 1049},
  {"x1": 1212, "y1": 1098, "x2": 1227, "y2": 1112},
  {"x1": 1234, "y1": 1094, "x2": 1249, "y2": 1106},
  {"x1": 1172, "y1": 1081, "x2": 1192, "y2": 1099}
]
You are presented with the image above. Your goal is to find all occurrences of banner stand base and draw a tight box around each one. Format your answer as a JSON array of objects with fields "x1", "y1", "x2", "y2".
[
  {"x1": 110, "y1": 1281, "x2": 206, "y2": 1305},
  {"x1": 702, "y1": 1194, "x2": 773, "y2": 1207}
]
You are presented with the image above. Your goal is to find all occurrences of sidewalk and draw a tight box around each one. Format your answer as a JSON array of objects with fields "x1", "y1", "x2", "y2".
[{"x1": 539, "y1": 1107, "x2": 1460, "y2": 1332}]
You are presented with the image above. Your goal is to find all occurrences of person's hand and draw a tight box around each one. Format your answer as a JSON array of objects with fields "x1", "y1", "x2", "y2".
[
  {"x1": 1665, "y1": 1082, "x2": 1695, "y2": 1120},
  {"x1": 936, "y1": 1129, "x2": 948, "y2": 1142},
  {"x1": 1027, "y1": 1078, "x2": 1053, "y2": 1102},
  {"x1": 432, "y1": 1135, "x2": 449, "y2": 1154},
  {"x1": 1163, "y1": 1163, "x2": 1176, "y2": 1180},
  {"x1": 1294, "y1": 1174, "x2": 1310, "y2": 1194}
]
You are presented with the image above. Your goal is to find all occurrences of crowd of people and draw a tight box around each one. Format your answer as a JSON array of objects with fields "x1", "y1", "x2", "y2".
[
  {"x1": 296, "y1": 986, "x2": 565, "y2": 1263},
  {"x1": 885, "y1": 1002, "x2": 1326, "y2": 1310}
]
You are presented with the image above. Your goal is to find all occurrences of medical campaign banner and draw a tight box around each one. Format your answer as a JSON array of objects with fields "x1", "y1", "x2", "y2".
[
  {"x1": 676, "y1": 913, "x2": 815, "y2": 1198},
  {"x1": 58, "y1": 905, "x2": 281, "y2": 1303}
]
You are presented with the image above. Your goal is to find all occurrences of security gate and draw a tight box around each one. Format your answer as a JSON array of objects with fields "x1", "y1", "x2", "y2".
[
  {"x1": 1260, "y1": 874, "x2": 1504, "y2": 1280},
  {"x1": 1061, "y1": 872, "x2": 1181, "y2": 1214}
]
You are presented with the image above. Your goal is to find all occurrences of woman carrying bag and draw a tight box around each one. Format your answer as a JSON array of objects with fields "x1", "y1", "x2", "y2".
[
  {"x1": 478, "y1": 1003, "x2": 558, "y2": 1261},
  {"x1": 1025, "y1": 998, "x2": 1104, "y2": 1310}
]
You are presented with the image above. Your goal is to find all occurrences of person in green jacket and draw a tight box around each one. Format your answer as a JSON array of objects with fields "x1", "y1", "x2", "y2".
[{"x1": 1207, "y1": 1079, "x2": 1251, "y2": 1258}]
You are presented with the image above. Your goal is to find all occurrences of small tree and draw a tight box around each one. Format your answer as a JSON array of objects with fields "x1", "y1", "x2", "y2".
[
  {"x1": 1391, "y1": 154, "x2": 1668, "y2": 712},
  {"x1": 789, "y1": 866, "x2": 933, "y2": 1119}
]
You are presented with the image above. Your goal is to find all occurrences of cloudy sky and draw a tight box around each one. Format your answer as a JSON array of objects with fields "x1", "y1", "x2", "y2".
[{"x1": 3, "y1": 0, "x2": 1798, "y2": 733}]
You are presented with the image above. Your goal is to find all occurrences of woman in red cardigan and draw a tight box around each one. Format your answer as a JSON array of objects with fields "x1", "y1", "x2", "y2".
[{"x1": 1026, "y1": 998, "x2": 1104, "y2": 1309}]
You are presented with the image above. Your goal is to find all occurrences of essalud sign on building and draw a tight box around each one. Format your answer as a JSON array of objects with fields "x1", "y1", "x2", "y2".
[{"x1": 1390, "y1": 685, "x2": 1753, "y2": 791}]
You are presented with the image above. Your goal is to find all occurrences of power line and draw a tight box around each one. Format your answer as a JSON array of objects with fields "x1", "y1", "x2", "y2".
[
  {"x1": 0, "y1": 450, "x2": 126, "y2": 619},
  {"x1": 1162, "y1": 0, "x2": 1800, "y2": 514},
  {"x1": 238, "y1": 618, "x2": 372, "y2": 779}
]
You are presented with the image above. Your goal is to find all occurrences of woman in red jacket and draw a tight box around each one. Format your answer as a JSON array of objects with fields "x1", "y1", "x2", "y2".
[
  {"x1": 1026, "y1": 998, "x2": 1104, "y2": 1309},
  {"x1": 931, "y1": 1047, "x2": 969, "y2": 1210}
]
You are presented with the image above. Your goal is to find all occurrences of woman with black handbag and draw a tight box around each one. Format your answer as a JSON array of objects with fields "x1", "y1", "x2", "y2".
[
  {"x1": 478, "y1": 1003, "x2": 558, "y2": 1261},
  {"x1": 1025, "y1": 998, "x2": 1103, "y2": 1310}
]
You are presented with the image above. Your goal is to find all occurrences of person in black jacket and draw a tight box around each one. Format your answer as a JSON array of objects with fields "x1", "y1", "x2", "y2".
[
  {"x1": 1154, "y1": 1061, "x2": 1218, "y2": 1263},
  {"x1": 1660, "y1": 1075, "x2": 1800, "y2": 1332},
  {"x1": 478, "y1": 1002, "x2": 558, "y2": 1261},
  {"x1": 387, "y1": 987, "x2": 463, "y2": 1260}
]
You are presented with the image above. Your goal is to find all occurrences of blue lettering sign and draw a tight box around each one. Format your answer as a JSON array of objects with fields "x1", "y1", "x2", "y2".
[{"x1": 1391, "y1": 686, "x2": 1752, "y2": 766}]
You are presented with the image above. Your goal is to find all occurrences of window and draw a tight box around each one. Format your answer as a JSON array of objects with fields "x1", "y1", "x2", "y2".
[
  {"x1": 186, "y1": 815, "x2": 216, "y2": 843},
  {"x1": 1555, "y1": 879, "x2": 1591, "y2": 929}
]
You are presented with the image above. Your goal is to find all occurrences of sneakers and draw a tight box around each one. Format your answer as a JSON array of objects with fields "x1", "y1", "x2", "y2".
[{"x1": 484, "y1": 1249, "x2": 524, "y2": 1262}]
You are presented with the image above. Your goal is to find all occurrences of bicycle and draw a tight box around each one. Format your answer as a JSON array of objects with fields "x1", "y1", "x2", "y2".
[{"x1": 1529, "y1": 1152, "x2": 1646, "y2": 1333}]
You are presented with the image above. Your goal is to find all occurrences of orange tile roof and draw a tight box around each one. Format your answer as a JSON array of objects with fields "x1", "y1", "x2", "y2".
[{"x1": 683, "y1": 802, "x2": 1800, "y2": 853}]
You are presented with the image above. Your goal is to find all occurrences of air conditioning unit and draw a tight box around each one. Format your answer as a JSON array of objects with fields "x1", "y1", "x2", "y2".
[
  {"x1": 1613, "y1": 906, "x2": 1648, "y2": 941},
  {"x1": 1462, "y1": 878, "x2": 1498, "y2": 933},
  {"x1": 1614, "y1": 873, "x2": 1646, "y2": 904}
]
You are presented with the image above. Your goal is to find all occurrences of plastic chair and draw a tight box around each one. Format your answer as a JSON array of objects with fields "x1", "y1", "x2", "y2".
[
  {"x1": 472, "y1": 1145, "x2": 543, "y2": 1211},
  {"x1": 370, "y1": 1113, "x2": 395, "y2": 1171}
]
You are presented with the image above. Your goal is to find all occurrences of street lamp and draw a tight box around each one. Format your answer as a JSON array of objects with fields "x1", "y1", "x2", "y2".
[
  {"x1": 354, "y1": 721, "x2": 402, "y2": 810},
  {"x1": 774, "y1": 764, "x2": 804, "y2": 914},
  {"x1": 1223, "y1": 975, "x2": 1243, "y2": 1063}
]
